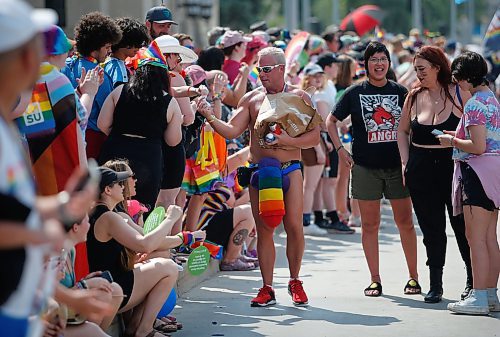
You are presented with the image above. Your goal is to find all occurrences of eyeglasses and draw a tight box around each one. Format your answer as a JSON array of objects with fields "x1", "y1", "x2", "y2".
[
  {"x1": 256, "y1": 64, "x2": 284, "y2": 73},
  {"x1": 368, "y1": 57, "x2": 389, "y2": 64},
  {"x1": 129, "y1": 173, "x2": 137, "y2": 180}
]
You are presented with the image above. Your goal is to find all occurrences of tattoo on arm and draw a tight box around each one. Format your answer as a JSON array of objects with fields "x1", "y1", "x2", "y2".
[{"x1": 232, "y1": 229, "x2": 249, "y2": 246}]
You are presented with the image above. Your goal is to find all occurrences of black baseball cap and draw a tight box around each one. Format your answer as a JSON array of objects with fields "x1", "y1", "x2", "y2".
[
  {"x1": 316, "y1": 52, "x2": 340, "y2": 69},
  {"x1": 99, "y1": 167, "x2": 131, "y2": 191},
  {"x1": 146, "y1": 6, "x2": 178, "y2": 25}
]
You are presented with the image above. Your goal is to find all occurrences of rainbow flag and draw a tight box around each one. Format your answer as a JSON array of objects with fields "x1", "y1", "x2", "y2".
[
  {"x1": 131, "y1": 40, "x2": 168, "y2": 70},
  {"x1": 248, "y1": 67, "x2": 259, "y2": 86},
  {"x1": 483, "y1": 9, "x2": 500, "y2": 81},
  {"x1": 16, "y1": 64, "x2": 84, "y2": 278},
  {"x1": 284, "y1": 31, "x2": 310, "y2": 73},
  {"x1": 257, "y1": 158, "x2": 285, "y2": 228},
  {"x1": 17, "y1": 83, "x2": 56, "y2": 137}
]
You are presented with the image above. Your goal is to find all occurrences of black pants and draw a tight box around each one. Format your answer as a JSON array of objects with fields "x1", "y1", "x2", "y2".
[
  {"x1": 405, "y1": 146, "x2": 471, "y2": 270},
  {"x1": 99, "y1": 134, "x2": 163, "y2": 213}
]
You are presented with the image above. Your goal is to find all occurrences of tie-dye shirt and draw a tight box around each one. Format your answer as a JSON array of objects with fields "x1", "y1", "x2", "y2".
[{"x1": 453, "y1": 90, "x2": 500, "y2": 161}]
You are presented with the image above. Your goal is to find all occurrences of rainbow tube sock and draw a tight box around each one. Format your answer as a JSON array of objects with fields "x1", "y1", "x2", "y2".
[{"x1": 258, "y1": 158, "x2": 285, "y2": 228}]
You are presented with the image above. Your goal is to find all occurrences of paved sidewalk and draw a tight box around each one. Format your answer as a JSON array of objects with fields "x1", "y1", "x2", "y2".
[{"x1": 174, "y1": 205, "x2": 500, "y2": 337}]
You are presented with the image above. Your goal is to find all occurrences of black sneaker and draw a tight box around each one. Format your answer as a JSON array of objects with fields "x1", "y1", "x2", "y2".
[
  {"x1": 316, "y1": 219, "x2": 332, "y2": 229},
  {"x1": 328, "y1": 221, "x2": 355, "y2": 234}
]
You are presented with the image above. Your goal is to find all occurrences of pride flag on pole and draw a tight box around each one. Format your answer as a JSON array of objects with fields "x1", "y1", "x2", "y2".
[{"x1": 483, "y1": 9, "x2": 499, "y2": 81}]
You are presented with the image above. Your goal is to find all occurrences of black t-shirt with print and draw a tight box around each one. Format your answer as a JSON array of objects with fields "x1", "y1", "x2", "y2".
[{"x1": 332, "y1": 80, "x2": 408, "y2": 169}]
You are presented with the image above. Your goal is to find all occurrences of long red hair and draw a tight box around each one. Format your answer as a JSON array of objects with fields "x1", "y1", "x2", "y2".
[{"x1": 409, "y1": 46, "x2": 461, "y2": 117}]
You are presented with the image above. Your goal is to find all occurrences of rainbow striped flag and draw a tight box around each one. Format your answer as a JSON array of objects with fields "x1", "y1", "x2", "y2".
[
  {"x1": 16, "y1": 64, "x2": 85, "y2": 279},
  {"x1": 483, "y1": 9, "x2": 500, "y2": 81},
  {"x1": 284, "y1": 31, "x2": 310, "y2": 73},
  {"x1": 248, "y1": 67, "x2": 259, "y2": 86}
]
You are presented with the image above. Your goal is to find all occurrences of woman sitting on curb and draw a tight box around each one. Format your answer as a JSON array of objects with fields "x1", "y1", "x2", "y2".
[
  {"x1": 60, "y1": 215, "x2": 123, "y2": 336},
  {"x1": 87, "y1": 167, "x2": 205, "y2": 337}
]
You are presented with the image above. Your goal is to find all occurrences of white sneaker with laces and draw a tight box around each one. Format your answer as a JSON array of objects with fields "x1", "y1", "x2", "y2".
[
  {"x1": 487, "y1": 288, "x2": 500, "y2": 312},
  {"x1": 447, "y1": 289, "x2": 489, "y2": 315},
  {"x1": 303, "y1": 223, "x2": 328, "y2": 236}
]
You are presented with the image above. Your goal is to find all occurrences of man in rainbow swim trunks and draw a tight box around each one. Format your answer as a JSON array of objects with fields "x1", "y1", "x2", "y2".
[{"x1": 197, "y1": 47, "x2": 321, "y2": 307}]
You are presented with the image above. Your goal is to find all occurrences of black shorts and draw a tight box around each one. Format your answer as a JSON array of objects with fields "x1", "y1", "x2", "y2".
[
  {"x1": 460, "y1": 162, "x2": 496, "y2": 212},
  {"x1": 161, "y1": 142, "x2": 186, "y2": 190},
  {"x1": 326, "y1": 133, "x2": 338, "y2": 178},
  {"x1": 111, "y1": 269, "x2": 134, "y2": 309},
  {"x1": 204, "y1": 209, "x2": 234, "y2": 248}
]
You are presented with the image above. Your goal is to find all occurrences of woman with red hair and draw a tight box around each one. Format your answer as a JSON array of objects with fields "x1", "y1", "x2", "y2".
[{"x1": 397, "y1": 46, "x2": 473, "y2": 303}]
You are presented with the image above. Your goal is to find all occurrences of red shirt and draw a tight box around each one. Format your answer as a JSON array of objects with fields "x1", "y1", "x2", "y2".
[{"x1": 222, "y1": 59, "x2": 241, "y2": 85}]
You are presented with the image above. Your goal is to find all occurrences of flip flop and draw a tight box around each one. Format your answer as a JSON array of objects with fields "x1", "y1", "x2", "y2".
[
  {"x1": 364, "y1": 282, "x2": 382, "y2": 297},
  {"x1": 404, "y1": 278, "x2": 422, "y2": 295}
]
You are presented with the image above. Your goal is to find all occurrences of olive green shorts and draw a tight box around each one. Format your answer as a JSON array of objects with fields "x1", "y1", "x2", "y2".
[{"x1": 351, "y1": 164, "x2": 410, "y2": 200}]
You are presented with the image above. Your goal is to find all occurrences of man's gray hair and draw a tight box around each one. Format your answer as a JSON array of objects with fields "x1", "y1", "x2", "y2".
[{"x1": 258, "y1": 47, "x2": 286, "y2": 65}]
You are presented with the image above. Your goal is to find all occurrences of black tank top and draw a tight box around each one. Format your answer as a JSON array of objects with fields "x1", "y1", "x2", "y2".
[
  {"x1": 87, "y1": 204, "x2": 130, "y2": 277},
  {"x1": 110, "y1": 84, "x2": 171, "y2": 139},
  {"x1": 410, "y1": 94, "x2": 460, "y2": 146}
]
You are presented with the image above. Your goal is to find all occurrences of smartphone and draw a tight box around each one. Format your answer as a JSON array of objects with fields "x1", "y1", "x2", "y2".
[
  {"x1": 74, "y1": 159, "x2": 100, "y2": 192},
  {"x1": 100, "y1": 270, "x2": 113, "y2": 283},
  {"x1": 87, "y1": 270, "x2": 113, "y2": 283},
  {"x1": 431, "y1": 129, "x2": 444, "y2": 136}
]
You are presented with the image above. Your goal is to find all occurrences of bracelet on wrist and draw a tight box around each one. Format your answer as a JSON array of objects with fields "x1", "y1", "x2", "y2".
[
  {"x1": 213, "y1": 92, "x2": 223, "y2": 100},
  {"x1": 450, "y1": 136, "x2": 455, "y2": 147},
  {"x1": 207, "y1": 114, "x2": 217, "y2": 123},
  {"x1": 76, "y1": 280, "x2": 88, "y2": 289},
  {"x1": 335, "y1": 145, "x2": 344, "y2": 152}
]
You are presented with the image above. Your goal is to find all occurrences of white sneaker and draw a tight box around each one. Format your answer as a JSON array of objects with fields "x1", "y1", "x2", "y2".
[
  {"x1": 487, "y1": 288, "x2": 500, "y2": 312},
  {"x1": 447, "y1": 289, "x2": 490, "y2": 315},
  {"x1": 348, "y1": 215, "x2": 361, "y2": 227},
  {"x1": 303, "y1": 223, "x2": 328, "y2": 236}
]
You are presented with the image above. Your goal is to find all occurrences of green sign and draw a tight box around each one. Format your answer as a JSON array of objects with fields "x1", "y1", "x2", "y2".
[
  {"x1": 143, "y1": 206, "x2": 165, "y2": 234},
  {"x1": 187, "y1": 245, "x2": 210, "y2": 276}
]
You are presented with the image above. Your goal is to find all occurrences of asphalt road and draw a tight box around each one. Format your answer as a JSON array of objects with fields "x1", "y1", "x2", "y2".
[{"x1": 174, "y1": 205, "x2": 500, "y2": 337}]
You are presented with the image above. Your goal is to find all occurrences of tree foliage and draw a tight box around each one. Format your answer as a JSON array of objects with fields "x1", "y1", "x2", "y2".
[{"x1": 220, "y1": 0, "x2": 491, "y2": 36}]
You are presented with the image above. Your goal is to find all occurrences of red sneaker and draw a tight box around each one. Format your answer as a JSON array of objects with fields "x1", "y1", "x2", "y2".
[
  {"x1": 250, "y1": 285, "x2": 276, "y2": 307},
  {"x1": 288, "y1": 279, "x2": 309, "y2": 306}
]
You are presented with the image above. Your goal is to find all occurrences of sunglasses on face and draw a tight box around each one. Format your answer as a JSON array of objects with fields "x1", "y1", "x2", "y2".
[{"x1": 256, "y1": 64, "x2": 284, "y2": 73}]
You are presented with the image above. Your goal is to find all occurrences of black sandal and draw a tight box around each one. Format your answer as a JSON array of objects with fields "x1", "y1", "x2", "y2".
[
  {"x1": 364, "y1": 282, "x2": 382, "y2": 297},
  {"x1": 404, "y1": 278, "x2": 422, "y2": 295}
]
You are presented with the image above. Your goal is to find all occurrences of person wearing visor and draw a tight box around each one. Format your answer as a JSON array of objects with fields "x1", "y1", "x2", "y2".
[{"x1": 145, "y1": 6, "x2": 178, "y2": 39}]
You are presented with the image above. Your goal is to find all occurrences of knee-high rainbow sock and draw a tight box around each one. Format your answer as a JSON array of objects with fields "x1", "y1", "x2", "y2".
[{"x1": 258, "y1": 158, "x2": 285, "y2": 228}]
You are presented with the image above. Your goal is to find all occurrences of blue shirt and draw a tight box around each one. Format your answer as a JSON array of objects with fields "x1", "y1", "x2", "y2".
[
  {"x1": 62, "y1": 56, "x2": 114, "y2": 133},
  {"x1": 104, "y1": 57, "x2": 129, "y2": 87}
]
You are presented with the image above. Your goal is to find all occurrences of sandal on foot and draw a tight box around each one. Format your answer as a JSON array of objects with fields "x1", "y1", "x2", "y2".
[
  {"x1": 159, "y1": 316, "x2": 183, "y2": 330},
  {"x1": 364, "y1": 282, "x2": 382, "y2": 297},
  {"x1": 220, "y1": 259, "x2": 256, "y2": 271},
  {"x1": 153, "y1": 319, "x2": 177, "y2": 333},
  {"x1": 404, "y1": 278, "x2": 422, "y2": 295},
  {"x1": 142, "y1": 330, "x2": 171, "y2": 337}
]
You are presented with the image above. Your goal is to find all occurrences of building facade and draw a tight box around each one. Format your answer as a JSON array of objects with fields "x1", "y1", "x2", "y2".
[{"x1": 28, "y1": 0, "x2": 220, "y2": 48}]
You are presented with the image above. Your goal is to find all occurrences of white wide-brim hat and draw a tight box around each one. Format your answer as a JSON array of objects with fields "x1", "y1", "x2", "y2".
[{"x1": 155, "y1": 35, "x2": 198, "y2": 64}]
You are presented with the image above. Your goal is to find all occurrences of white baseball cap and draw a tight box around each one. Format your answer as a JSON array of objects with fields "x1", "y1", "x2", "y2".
[
  {"x1": 0, "y1": 0, "x2": 58, "y2": 54},
  {"x1": 154, "y1": 35, "x2": 198, "y2": 64}
]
